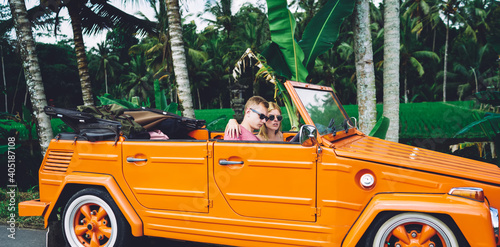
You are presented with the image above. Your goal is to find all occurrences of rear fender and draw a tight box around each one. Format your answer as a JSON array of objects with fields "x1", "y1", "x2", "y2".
[
  {"x1": 342, "y1": 193, "x2": 495, "y2": 247},
  {"x1": 44, "y1": 173, "x2": 143, "y2": 236}
]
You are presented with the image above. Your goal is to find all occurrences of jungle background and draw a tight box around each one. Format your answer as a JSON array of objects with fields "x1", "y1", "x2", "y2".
[{"x1": 1, "y1": 0, "x2": 500, "y2": 227}]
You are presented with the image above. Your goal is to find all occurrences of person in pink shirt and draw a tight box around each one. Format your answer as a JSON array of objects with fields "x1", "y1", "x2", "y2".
[
  {"x1": 225, "y1": 102, "x2": 284, "y2": 141},
  {"x1": 224, "y1": 96, "x2": 269, "y2": 141}
]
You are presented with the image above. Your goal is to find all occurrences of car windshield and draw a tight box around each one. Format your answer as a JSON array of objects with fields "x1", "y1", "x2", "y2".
[{"x1": 295, "y1": 87, "x2": 352, "y2": 136}]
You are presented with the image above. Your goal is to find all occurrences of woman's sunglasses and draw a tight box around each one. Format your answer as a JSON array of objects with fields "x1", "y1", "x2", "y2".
[
  {"x1": 268, "y1": 114, "x2": 283, "y2": 121},
  {"x1": 250, "y1": 108, "x2": 269, "y2": 121}
]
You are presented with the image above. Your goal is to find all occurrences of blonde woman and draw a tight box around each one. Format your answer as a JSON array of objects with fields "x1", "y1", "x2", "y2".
[{"x1": 225, "y1": 102, "x2": 284, "y2": 141}]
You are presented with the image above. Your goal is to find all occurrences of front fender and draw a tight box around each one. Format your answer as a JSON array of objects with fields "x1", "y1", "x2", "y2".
[
  {"x1": 44, "y1": 173, "x2": 143, "y2": 236},
  {"x1": 342, "y1": 193, "x2": 495, "y2": 247}
]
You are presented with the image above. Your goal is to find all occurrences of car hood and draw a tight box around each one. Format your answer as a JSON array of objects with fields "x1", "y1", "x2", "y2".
[{"x1": 334, "y1": 136, "x2": 500, "y2": 185}]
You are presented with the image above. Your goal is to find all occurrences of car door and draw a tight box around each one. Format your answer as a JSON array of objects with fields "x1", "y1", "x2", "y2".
[
  {"x1": 213, "y1": 141, "x2": 318, "y2": 222},
  {"x1": 122, "y1": 140, "x2": 209, "y2": 213}
]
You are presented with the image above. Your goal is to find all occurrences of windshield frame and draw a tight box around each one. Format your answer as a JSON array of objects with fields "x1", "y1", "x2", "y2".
[{"x1": 285, "y1": 81, "x2": 355, "y2": 140}]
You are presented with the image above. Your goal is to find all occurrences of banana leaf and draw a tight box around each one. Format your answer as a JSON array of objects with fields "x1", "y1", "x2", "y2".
[
  {"x1": 299, "y1": 0, "x2": 355, "y2": 71},
  {"x1": 154, "y1": 79, "x2": 168, "y2": 111},
  {"x1": 474, "y1": 91, "x2": 500, "y2": 106},
  {"x1": 368, "y1": 116, "x2": 390, "y2": 139},
  {"x1": 266, "y1": 0, "x2": 308, "y2": 82},
  {"x1": 261, "y1": 42, "x2": 292, "y2": 79},
  {"x1": 97, "y1": 94, "x2": 140, "y2": 109},
  {"x1": 0, "y1": 144, "x2": 20, "y2": 155},
  {"x1": 454, "y1": 113, "x2": 500, "y2": 138},
  {"x1": 276, "y1": 81, "x2": 299, "y2": 131},
  {"x1": 165, "y1": 102, "x2": 178, "y2": 113}
]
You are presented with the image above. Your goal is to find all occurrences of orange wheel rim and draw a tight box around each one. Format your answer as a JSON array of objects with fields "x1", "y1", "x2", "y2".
[
  {"x1": 72, "y1": 203, "x2": 112, "y2": 247},
  {"x1": 385, "y1": 222, "x2": 447, "y2": 247}
]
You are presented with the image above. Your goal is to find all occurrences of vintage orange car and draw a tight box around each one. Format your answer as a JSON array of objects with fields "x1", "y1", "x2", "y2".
[{"x1": 20, "y1": 81, "x2": 500, "y2": 247}]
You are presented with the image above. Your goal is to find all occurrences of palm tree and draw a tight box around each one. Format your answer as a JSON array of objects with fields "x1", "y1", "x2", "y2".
[
  {"x1": 441, "y1": 0, "x2": 460, "y2": 102},
  {"x1": 92, "y1": 41, "x2": 121, "y2": 94},
  {"x1": 183, "y1": 22, "x2": 210, "y2": 109},
  {"x1": 121, "y1": 55, "x2": 154, "y2": 101},
  {"x1": 203, "y1": 0, "x2": 234, "y2": 37},
  {"x1": 41, "y1": 0, "x2": 157, "y2": 106},
  {"x1": 132, "y1": 0, "x2": 171, "y2": 76},
  {"x1": 383, "y1": 0, "x2": 400, "y2": 142},
  {"x1": 400, "y1": 15, "x2": 440, "y2": 103},
  {"x1": 197, "y1": 27, "x2": 232, "y2": 108},
  {"x1": 166, "y1": 0, "x2": 195, "y2": 118},
  {"x1": 458, "y1": 0, "x2": 490, "y2": 46},
  {"x1": 353, "y1": 0, "x2": 376, "y2": 134},
  {"x1": 447, "y1": 42, "x2": 497, "y2": 100},
  {"x1": 401, "y1": 0, "x2": 442, "y2": 52},
  {"x1": 64, "y1": 0, "x2": 95, "y2": 106},
  {"x1": 232, "y1": 4, "x2": 270, "y2": 53},
  {"x1": 8, "y1": 0, "x2": 53, "y2": 154}
]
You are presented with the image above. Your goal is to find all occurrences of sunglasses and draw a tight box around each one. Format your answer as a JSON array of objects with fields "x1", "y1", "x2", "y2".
[
  {"x1": 250, "y1": 108, "x2": 269, "y2": 121},
  {"x1": 268, "y1": 114, "x2": 283, "y2": 121}
]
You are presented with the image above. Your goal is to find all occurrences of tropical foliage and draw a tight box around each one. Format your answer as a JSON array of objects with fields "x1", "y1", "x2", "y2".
[{"x1": 1, "y1": 0, "x2": 499, "y2": 125}]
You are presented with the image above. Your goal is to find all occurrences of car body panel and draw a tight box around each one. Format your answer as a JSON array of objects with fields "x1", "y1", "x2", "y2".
[
  {"x1": 212, "y1": 141, "x2": 318, "y2": 222},
  {"x1": 19, "y1": 81, "x2": 500, "y2": 246},
  {"x1": 122, "y1": 140, "x2": 209, "y2": 212},
  {"x1": 342, "y1": 193, "x2": 496, "y2": 246}
]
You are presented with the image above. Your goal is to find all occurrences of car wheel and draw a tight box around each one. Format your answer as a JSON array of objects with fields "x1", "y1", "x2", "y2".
[
  {"x1": 369, "y1": 212, "x2": 459, "y2": 247},
  {"x1": 62, "y1": 188, "x2": 131, "y2": 247}
]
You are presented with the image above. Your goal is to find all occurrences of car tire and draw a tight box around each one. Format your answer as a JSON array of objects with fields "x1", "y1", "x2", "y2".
[
  {"x1": 367, "y1": 212, "x2": 459, "y2": 247},
  {"x1": 62, "y1": 188, "x2": 131, "y2": 247}
]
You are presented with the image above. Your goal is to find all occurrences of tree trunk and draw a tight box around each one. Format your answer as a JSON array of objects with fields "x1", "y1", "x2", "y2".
[
  {"x1": 353, "y1": 0, "x2": 377, "y2": 134},
  {"x1": 68, "y1": 3, "x2": 94, "y2": 106},
  {"x1": 197, "y1": 88, "x2": 201, "y2": 110},
  {"x1": 443, "y1": 14, "x2": 449, "y2": 102},
  {"x1": 1, "y1": 46, "x2": 7, "y2": 112},
  {"x1": 104, "y1": 64, "x2": 108, "y2": 94},
  {"x1": 432, "y1": 28, "x2": 436, "y2": 52},
  {"x1": 9, "y1": 0, "x2": 53, "y2": 155},
  {"x1": 166, "y1": 0, "x2": 195, "y2": 118},
  {"x1": 383, "y1": 0, "x2": 400, "y2": 142},
  {"x1": 404, "y1": 69, "x2": 408, "y2": 103}
]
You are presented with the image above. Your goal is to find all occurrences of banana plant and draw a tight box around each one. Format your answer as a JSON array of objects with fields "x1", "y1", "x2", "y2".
[
  {"x1": 298, "y1": 0, "x2": 356, "y2": 71},
  {"x1": 153, "y1": 79, "x2": 178, "y2": 113},
  {"x1": 257, "y1": 0, "x2": 355, "y2": 130},
  {"x1": 265, "y1": 0, "x2": 308, "y2": 82},
  {"x1": 264, "y1": 0, "x2": 355, "y2": 81}
]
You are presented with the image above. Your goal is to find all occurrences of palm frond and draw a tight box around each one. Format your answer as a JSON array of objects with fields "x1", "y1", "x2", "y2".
[
  {"x1": 409, "y1": 57, "x2": 424, "y2": 76},
  {"x1": 412, "y1": 50, "x2": 440, "y2": 62},
  {"x1": 87, "y1": 2, "x2": 158, "y2": 36}
]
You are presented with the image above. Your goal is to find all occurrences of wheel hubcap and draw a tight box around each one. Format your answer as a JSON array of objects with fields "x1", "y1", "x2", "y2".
[
  {"x1": 386, "y1": 223, "x2": 445, "y2": 247},
  {"x1": 73, "y1": 203, "x2": 112, "y2": 247}
]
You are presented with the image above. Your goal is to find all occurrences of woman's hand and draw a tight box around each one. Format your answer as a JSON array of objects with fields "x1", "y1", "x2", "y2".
[{"x1": 225, "y1": 119, "x2": 241, "y2": 138}]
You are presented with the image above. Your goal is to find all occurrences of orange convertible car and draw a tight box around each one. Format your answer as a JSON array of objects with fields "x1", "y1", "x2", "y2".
[{"x1": 20, "y1": 81, "x2": 500, "y2": 247}]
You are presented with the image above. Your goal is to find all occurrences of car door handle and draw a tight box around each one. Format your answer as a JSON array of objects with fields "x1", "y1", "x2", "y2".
[
  {"x1": 127, "y1": 157, "x2": 148, "y2": 162},
  {"x1": 219, "y1": 160, "x2": 244, "y2": 165}
]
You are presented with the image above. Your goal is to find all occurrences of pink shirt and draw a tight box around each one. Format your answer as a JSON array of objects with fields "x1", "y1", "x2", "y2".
[{"x1": 224, "y1": 126, "x2": 260, "y2": 141}]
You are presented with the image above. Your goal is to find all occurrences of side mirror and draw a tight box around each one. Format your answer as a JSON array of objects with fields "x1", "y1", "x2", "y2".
[{"x1": 300, "y1": 125, "x2": 318, "y2": 147}]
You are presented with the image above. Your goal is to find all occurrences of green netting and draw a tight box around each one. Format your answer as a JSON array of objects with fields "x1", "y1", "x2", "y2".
[{"x1": 343, "y1": 101, "x2": 488, "y2": 139}]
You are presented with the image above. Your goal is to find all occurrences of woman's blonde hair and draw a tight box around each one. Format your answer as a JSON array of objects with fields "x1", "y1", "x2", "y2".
[{"x1": 258, "y1": 102, "x2": 282, "y2": 141}]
